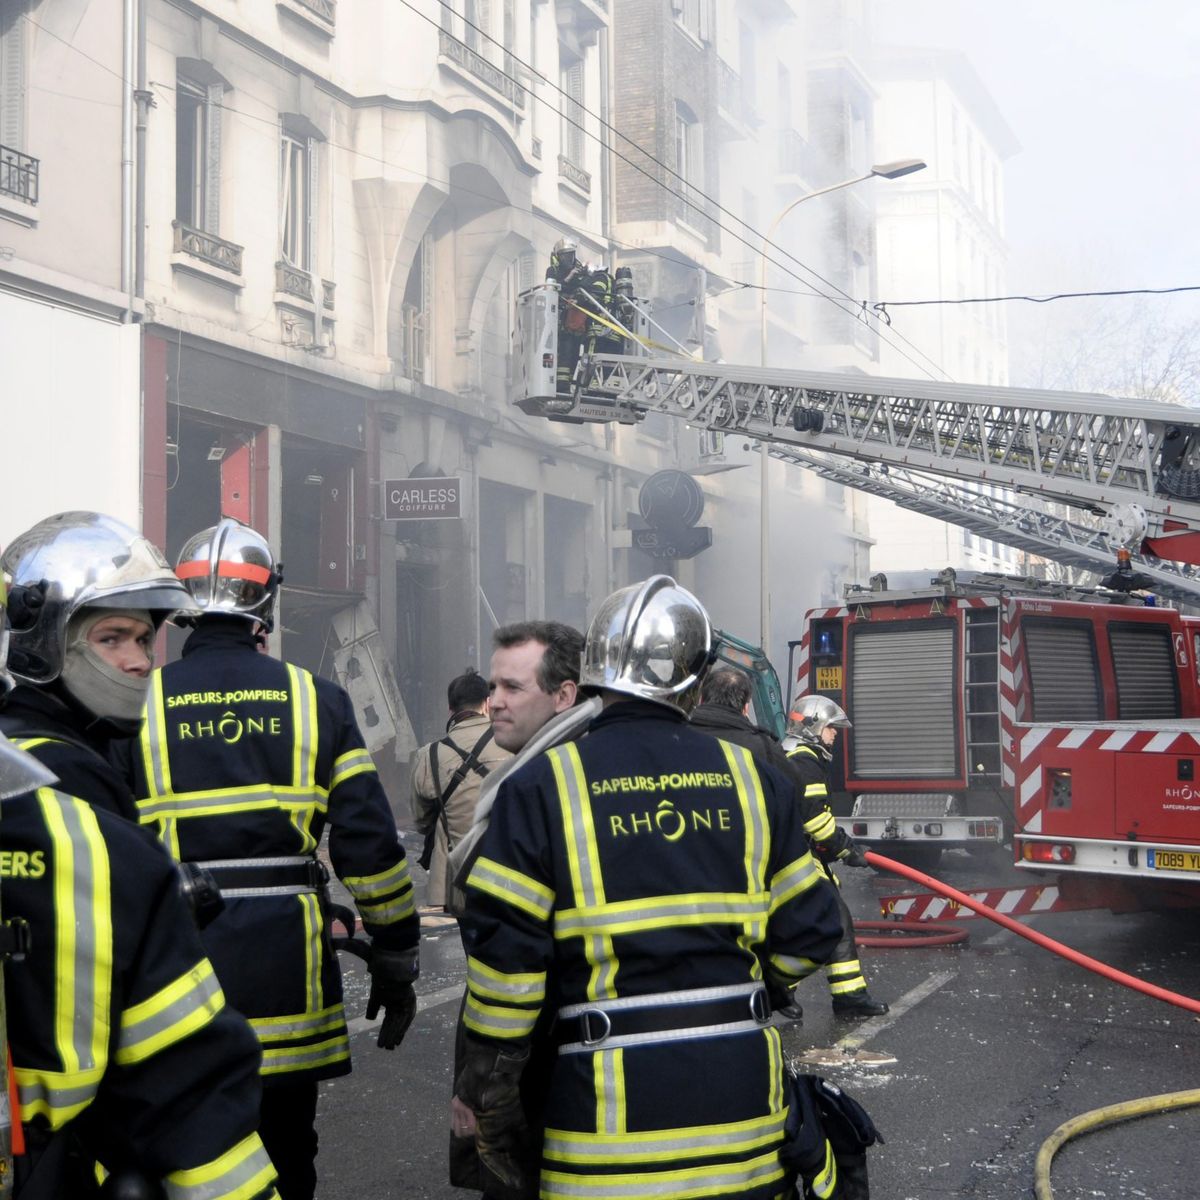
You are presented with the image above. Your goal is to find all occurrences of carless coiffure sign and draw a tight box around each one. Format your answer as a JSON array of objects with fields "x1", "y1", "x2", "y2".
[{"x1": 384, "y1": 477, "x2": 462, "y2": 520}]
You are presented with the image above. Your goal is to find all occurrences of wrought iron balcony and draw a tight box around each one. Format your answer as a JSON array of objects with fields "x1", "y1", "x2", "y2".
[
  {"x1": 296, "y1": 0, "x2": 335, "y2": 20},
  {"x1": 172, "y1": 220, "x2": 243, "y2": 274},
  {"x1": 0, "y1": 145, "x2": 39, "y2": 205},
  {"x1": 557, "y1": 154, "x2": 591, "y2": 194},
  {"x1": 438, "y1": 30, "x2": 526, "y2": 110},
  {"x1": 275, "y1": 262, "x2": 336, "y2": 311}
]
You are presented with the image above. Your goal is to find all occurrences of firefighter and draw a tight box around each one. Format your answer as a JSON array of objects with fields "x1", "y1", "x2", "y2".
[
  {"x1": 785, "y1": 695, "x2": 889, "y2": 1019},
  {"x1": 0, "y1": 511, "x2": 198, "y2": 822},
  {"x1": 0, "y1": 520, "x2": 280, "y2": 1197},
  {"x1": 545, "y1": 237, "x2": 613, "y2": 391},
  {"x1": 123, "y1": 518, "x2": 420, "y2": 1200},
  {"x1": 456, "y1": 576, "x2": 843, "y2": 1200}
]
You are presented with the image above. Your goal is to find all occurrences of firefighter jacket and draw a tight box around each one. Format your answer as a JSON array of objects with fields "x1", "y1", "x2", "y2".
[
  {"x1": 461, "y1": 700, "x2": 842, "y2": 1200},
  {"x1": 411, "y1": 711, "x2": 511, "y2": 907},
  {"x1": 785, "y1": 742, "x2": 852, "y2": 859},
  {"x1": 0, "y1": 685, "x2": 140, "y2": 822},
  {"x1": 125, "y1": 620, "x2": 418, "y2": 1083},
  {"x1": 2, "y1": 786, "x2": 278, "y2": 1199}
]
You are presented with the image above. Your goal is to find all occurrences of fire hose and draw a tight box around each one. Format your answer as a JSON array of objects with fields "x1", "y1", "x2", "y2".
[{"x1": 863, "y1": 851, "x2": 1200, "y2": 1198}]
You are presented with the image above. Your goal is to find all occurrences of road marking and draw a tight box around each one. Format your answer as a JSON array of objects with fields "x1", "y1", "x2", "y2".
[
  {"x1": 835, "y1": 968, "x2": 959, "y2": 1054},
  {"x1": 346, "y1": 982, "x2": 466, "y2": 1037}
]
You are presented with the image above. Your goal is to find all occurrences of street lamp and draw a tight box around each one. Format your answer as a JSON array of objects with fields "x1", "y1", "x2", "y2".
[{"x1": 757, "y1": 158, "x2": 926, "y2": 655}]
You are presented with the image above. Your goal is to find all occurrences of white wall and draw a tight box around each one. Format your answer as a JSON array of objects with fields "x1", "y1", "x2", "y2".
[{"x1": 0, "y1": 293, "x2": 142, "y2": 544}]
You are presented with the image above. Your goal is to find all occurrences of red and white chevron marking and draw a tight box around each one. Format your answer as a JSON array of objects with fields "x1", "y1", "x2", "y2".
[
  {"x1": 880, "y1": 883, "x2": 1069, "y2": 921},
  {"x1": 1000, "y1": 599, "x2": 1019, "y2": 785},
  {"x1": 1016, "y1": 725, "x2": 1200, "y2": 831}
]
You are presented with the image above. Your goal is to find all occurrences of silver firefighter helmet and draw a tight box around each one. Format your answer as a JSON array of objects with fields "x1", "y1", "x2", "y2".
[
  {"x1": 0, "y1": 571, "x2": 59, "y2": 798},
  {"x1": 175, "y1": 518, "x2": 279, "y2": 631},
  {"x1": 2, "y1": 511, "x2": 196, "y2": 685},
  {"x1": 787, "y1": 694, "x2": 852, "y2": 746},
  {"x1": 580, "y1": 575, "x2": 712, "y2": 710}
]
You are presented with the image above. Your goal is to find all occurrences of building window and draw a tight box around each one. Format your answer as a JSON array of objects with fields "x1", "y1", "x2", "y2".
[
  {"x1": 673, "y1": 0, "x2": 708, "y2": 42},
  {"x1": 560, "y1": 52, "x2": 584, "y2": 167},
  {"x1": 175, "y1": 78, "x2": 224, "y2": 231},
  {"x1": 674, "y1": 102, "x2": 703, "y2": 221},
  {"x1": 280, "y1": 132, "x2": 313, "y2": 269}
]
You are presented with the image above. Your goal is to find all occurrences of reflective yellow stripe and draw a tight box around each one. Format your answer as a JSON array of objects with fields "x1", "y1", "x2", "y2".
[
  {"x1": 330, "y1": 747, "x2": 376, "y2": 790},
  {"x1": 136, "y1": 784, "x2": 329, "y2": 822},
  {"x1": 164, "y1": 1132, "x2": 277, "y2": 1200},
  {"x1": 543, "y1": 1109, "x2": 786, "y2": 1165},
  {"x1": 540, "y1": 1147, "x2": 786, "y2": 1200},
  {"x1": 249, "y1": 1003, "x2": 345, "y2": 1043},
  {"x1": 140, "y1": 672, "x2": 172, "y2": 797},
  {"x1": 343, "y1": 859, "x2": 410, "y2": 902},
  {"x1": 789, "y1": 746, "x2": 819, "y2": 762},
  {"x1": 16, "y1": 1066, "x2": 104, "y2": 1128},
  {"x1": 826, "y1": 959, "x2": 863, "y2": 979},
  {"x1": 810, "y1": 1141, "x2": 837, "y2": 1199},
  {"x1": 11, "y1": 737, "x2": 51, "y2": 751},
  {"x1": 768, "y1": 852, "x2": 822, "y2": 913},
  {"x1": 555, "y1": 892, "x2": 769, "y2": 939},
  {"x1": 549, "y1": 745, "x2": 616, "y2": 1002},
  {"x1": 766, "y1": 1026, "x2": 783, "y2": 1114},
  {"x1": 594, "y1": 1047, "x2": 625, "y2": 1135},
  {"x1": 467, "y1": 956, "x2": 547, "y2": 1005},
  {"x1": 260, "y1": 1034, "x2": 349, "y2": 1075},
  {"x1": 828, "y1": 974, "x2": 867, "y2": 995},
  {"x1": 721, "y1": 742, "x2": 768, "y2": 895},
  {"x1": 768, "y1": 952, "x2": 820, "y2": 982},
  {"x1": 288, "y1": 665, "x2": 318, "y2": 792},
  {"x1": 467, "y1": 856, "x2": 554, "y2": 921},
  {"x1": 804, "y1": 811, "x2": 837, "y2": 840},
  {"x1": 117, "y1": 960, "x2": 225, "y2": 1066},
  {"x1": 39, "y1": 790, "x2": 112, "y2": 1079},
  {"x1": 300, "y1": 893, "x2": 322, "y2": 1015},
  {"x1": 356, "y1": 887, "x2": 415, "y2": 926},
  {"x1": 463, "y1": 993, "x2": 539, "y2": 1040}
]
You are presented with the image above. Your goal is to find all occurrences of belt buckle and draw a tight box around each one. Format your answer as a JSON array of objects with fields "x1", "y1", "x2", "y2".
[
  {"x1": 307, "y1": 859, "x2": 329, "y2": 889},
  {"x1": 749, "y1": 988, "x2": 770, "y2": 1024},
  {"x1": 579, "y1": 1009, "x2": 612, "y2": 1046}
]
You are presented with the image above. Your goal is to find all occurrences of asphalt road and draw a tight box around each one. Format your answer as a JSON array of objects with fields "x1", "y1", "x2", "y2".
[{"x1": 316, "y1": 845, "x2": 1200, "y2": 1200}]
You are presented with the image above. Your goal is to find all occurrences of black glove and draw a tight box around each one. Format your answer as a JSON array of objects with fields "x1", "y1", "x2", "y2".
[
  {"x1": 366, "y1": 947, "x2": 419, "y2": 1050},
  {"x1": 838, "y1": 841, "x2": 872, "y2": 869},
  {"x1": 455, "y1": 1038, "x2": 531, "y2": 1199}
]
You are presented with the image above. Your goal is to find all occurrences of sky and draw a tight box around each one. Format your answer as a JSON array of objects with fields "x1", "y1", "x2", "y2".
[{"x1": 871, "y1": 0, "x2": 1200, "y2": 390}]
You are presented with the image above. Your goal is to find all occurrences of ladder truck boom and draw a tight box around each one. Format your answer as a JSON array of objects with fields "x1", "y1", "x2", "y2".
[{"x1": 513, "y1": 285, "x2": 1200, "y2": 596}]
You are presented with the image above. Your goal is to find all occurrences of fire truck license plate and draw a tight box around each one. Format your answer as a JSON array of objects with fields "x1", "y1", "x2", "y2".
[
  {"x1": 1147, "y1": 849, "x2": 1200, "y2": 873},
  {"x1": 816, "y1": 666, "x2": 843, "y2": 690}
]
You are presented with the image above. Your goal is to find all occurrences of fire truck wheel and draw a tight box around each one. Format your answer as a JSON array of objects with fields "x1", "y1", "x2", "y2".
[{"x1": 885, "y1": 845, "x2": 942, "y2": 872}]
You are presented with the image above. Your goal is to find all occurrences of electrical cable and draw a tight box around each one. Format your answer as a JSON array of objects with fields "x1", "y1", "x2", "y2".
[
  {"x1": 401, "y1": 0, "x2": 951, "y2": 381},
  {"x1": 866, "y1": 851, "x2": 1200, "y2": 1015},
  {"x1": 1033, "y1": 1089, "x2": 1200, "y2": 1200},
  {"x1": 874, "y1": 284, "x2": 1200, "y2": 311}
]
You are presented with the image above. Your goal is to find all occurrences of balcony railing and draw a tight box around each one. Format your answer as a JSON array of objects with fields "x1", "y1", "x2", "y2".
[
  {"x1": 717, "y1": 59, "x2": 745, "y2": 124},
  {"x1": 275, "y1": 261, "x2": 335, "y2": 310},
  {"x1": 557, "y1": 154, "x2": 591, "y2": 194},
  {"x1": 438, "y1": 30, "x2": 526, "y2": 110},
  {"x1": 295, "y1": 0, "x2": 335, "y2": 20},
  {"x1": 0, "y1": 145, "x2": 39, "y2": 205},
  {"x1": 172, "y1": 220, "x2": 243, "y2": 274}
]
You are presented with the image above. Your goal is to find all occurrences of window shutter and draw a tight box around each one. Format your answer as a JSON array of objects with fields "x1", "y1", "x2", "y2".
[
  {"x1": 518, "y1": 251, "x2": 534, "y2": 291},
  {"x1": 1, "y1": 2, "x2": 29, "y2": 151},
  {"x1": 204, "y1": 84, "x2": 222, "y2": 233},
  {"x1": 306, "y1": 136, "x2": 319, "y2": 273}
]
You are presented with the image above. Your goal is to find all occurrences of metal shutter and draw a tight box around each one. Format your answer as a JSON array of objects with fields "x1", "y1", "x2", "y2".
[
  {"x1": 849, "y1": 622, "x2": 958, "y2": 779},
  {"x1": 1110, "y1": 626, "x2": 1180, "y2": 720},
  {"x1": 1024, "y1": 621, "x2": 1102, "y2": 722}
]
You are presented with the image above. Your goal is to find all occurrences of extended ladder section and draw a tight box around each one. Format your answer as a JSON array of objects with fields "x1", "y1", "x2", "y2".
[
  {"x1": 964, "y1": 607, "x2": 1002, "y2": 789},
  {"x1": 512, "y1": 285, "x2": 1200, "y2": 596}
]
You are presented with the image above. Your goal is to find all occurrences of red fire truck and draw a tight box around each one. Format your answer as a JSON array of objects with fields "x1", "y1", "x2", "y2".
[{"x1": 791, "y1": 571, "x2": 1200, "y2": 908}]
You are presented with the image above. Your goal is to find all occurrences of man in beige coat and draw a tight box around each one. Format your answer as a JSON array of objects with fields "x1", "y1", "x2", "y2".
[{"x1": 410, "y1": 670, "x2": 511, "y2": 910}]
